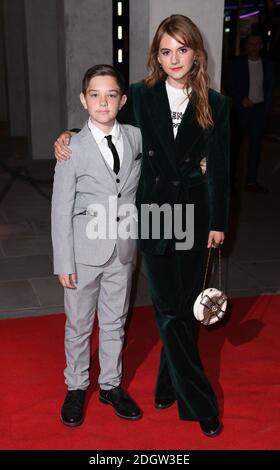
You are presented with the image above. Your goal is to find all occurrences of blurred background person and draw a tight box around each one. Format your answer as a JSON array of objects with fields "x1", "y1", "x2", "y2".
[{"x1": 229, "y1": 33, "x2": 274, "y2": 193}]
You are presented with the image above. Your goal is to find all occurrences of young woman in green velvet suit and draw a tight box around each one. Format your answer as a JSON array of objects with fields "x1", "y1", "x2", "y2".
[{"x1": 54, "y1": 15, "x2": 230, "y2": 437}]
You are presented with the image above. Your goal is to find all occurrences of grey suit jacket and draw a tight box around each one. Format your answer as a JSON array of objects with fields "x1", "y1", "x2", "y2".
[{"x1": 51, "y1": 121, "x2": 142, "y2": 274}]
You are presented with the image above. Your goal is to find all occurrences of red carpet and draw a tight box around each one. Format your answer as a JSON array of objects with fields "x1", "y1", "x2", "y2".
[{"x1": 0, "y1": 295, "x2": 279, "y2": 450}]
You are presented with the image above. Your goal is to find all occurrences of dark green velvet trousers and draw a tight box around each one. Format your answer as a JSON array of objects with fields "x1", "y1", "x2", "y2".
[{"x1": 143, "y1": 249, "x2": 218, "y2": 421}]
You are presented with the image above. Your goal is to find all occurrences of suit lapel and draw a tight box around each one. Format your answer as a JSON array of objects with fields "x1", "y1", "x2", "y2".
[
  {"x1": 174, "y1": 97, "x2": 204, "y2": 163},
  {"x1": 143, "y1": 81, "x2": 178, "y2": 174},
  {"x1": 80, "y1": 123, "x2": 136, "y2": 192},
  {"x1": 118, "y1": 125, "x2": 134, "y2": 191},
  {"x1": 143, "y1": 81, "x2": 205, "y2": 170},
  {"x1": 79, "y1": 123, "x2": 117, "y2": 189}
]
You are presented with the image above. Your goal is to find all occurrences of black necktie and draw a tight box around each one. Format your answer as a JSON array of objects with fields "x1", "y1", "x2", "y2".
[{"x1": 105, "y1": 135, "x2": 120, "y2": 174}]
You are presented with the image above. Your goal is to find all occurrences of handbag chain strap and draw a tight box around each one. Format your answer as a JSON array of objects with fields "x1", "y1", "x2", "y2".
[{"x1": 201, "y1": 246, "x2": 222, "y2": 294}]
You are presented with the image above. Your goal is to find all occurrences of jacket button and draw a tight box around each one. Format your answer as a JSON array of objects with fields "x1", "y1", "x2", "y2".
[
  {"x1": 148, "y1": 150, "x2": 155, "y2": 157},
  {"x1": 171, "y1": 180, "x2": 180, "y2": 187},
  {"x1": 185, "y1": 157, "x2": 191, "y2": 163},
  {"x1": 155, "y1": 176, "x2": 160, "y2": 183},
  {"x1": 118, "y1": 193, "x2": 121, "y2": 198},
  {"x1": 116, "y1": 216, "x2": 120, "y2": 222},
  {"x1": 116, "y1": 178, "x2": 120, "y2": 183}
]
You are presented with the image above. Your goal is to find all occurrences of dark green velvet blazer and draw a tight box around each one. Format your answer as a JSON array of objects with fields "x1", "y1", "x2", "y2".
[{"x1": 118, "y1": 80, "x2": 230, "y2": 254}]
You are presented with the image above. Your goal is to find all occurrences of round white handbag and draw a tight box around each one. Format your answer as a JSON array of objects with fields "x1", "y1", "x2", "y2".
[
  {"x1": 193, "y1": 247, "x2": 228, "y2": 326},
  {"x1": 193, "y1": 287, "x2": 227, "y2": 325}
]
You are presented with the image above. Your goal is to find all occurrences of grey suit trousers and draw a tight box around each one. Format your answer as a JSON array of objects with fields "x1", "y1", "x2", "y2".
[{"x1": 64, "y1": 248, "x2": 133, "y2": 391}]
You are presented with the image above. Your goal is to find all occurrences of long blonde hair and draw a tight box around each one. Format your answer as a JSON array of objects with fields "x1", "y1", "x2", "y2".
[{"x1": 145, "y1": 15, "x2": 213, "y2": 129}]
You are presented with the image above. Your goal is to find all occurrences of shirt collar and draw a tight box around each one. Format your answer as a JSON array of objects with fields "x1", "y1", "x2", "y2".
[
  {"x1": 165, "y1": 80, "x2": 192, "y2": 96},
  {"x1": 88, "y1": 118, "x2": 120, "y2": 144}
]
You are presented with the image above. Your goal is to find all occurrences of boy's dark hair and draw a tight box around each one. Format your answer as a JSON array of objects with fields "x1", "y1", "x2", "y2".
[{"x1": 82, "y1": 64, "x2": 126, "y2": 95}]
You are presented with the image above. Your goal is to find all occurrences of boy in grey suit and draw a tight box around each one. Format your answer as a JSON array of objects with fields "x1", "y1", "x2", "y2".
[{"x1": 51, "y1": 65, "x2": 142, "y2": 426}]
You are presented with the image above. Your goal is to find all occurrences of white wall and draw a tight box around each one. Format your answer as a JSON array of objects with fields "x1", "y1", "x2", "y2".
[
  {"x1": 64, "y1": 0, "x2": 113, "y2": 129},
  {"x1": 22, "y1": 0, "x2": 113, "y2": 158},
  {"x1": 0, "y1": 6, "x2": 8, "y2": 122},
  {"x1": 24, "y1": 0, "x2": 63, "y2": 159},
  {"x1": 2, "y1": 0, "x2": 27, "y2": 135},
  {"x1": 129, "y1": 0, "x2": 150, "y2": 83}
]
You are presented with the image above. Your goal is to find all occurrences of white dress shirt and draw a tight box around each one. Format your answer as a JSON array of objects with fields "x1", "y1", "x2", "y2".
[
  {"x1": 88, "y1": 118, "x2": 124, "y2": 169},
  {"x1": 248, "y1": 59, "x2": 264, "y2": 104}
]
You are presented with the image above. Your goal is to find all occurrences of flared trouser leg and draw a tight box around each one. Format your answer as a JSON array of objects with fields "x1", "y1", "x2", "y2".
[
  {"x1": 155, "y1": 346, "x2": 176, "y2": 402},
  {"x1": 143, "y1": 249, "x2": 218, "y2": 421}
]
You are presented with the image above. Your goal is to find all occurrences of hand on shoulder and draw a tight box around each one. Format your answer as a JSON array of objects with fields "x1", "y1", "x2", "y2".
[{"x1": 54, "y1": 131, "x2": 73, "y2": 161}]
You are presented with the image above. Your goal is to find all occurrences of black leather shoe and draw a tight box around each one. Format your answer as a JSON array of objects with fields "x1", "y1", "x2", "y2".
[
  {"x1": 99, "y1": 386, "x2": 142, "y2": 420},
  {"x1": 61, "y1": 389, "x2": 86, "y2": 427},
  {"x1": 154, "y1": 398, "x2": 176, "y2": 409},
  {"x1": 199, "y1": 416, "x2": 221, "y2": 437}
]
